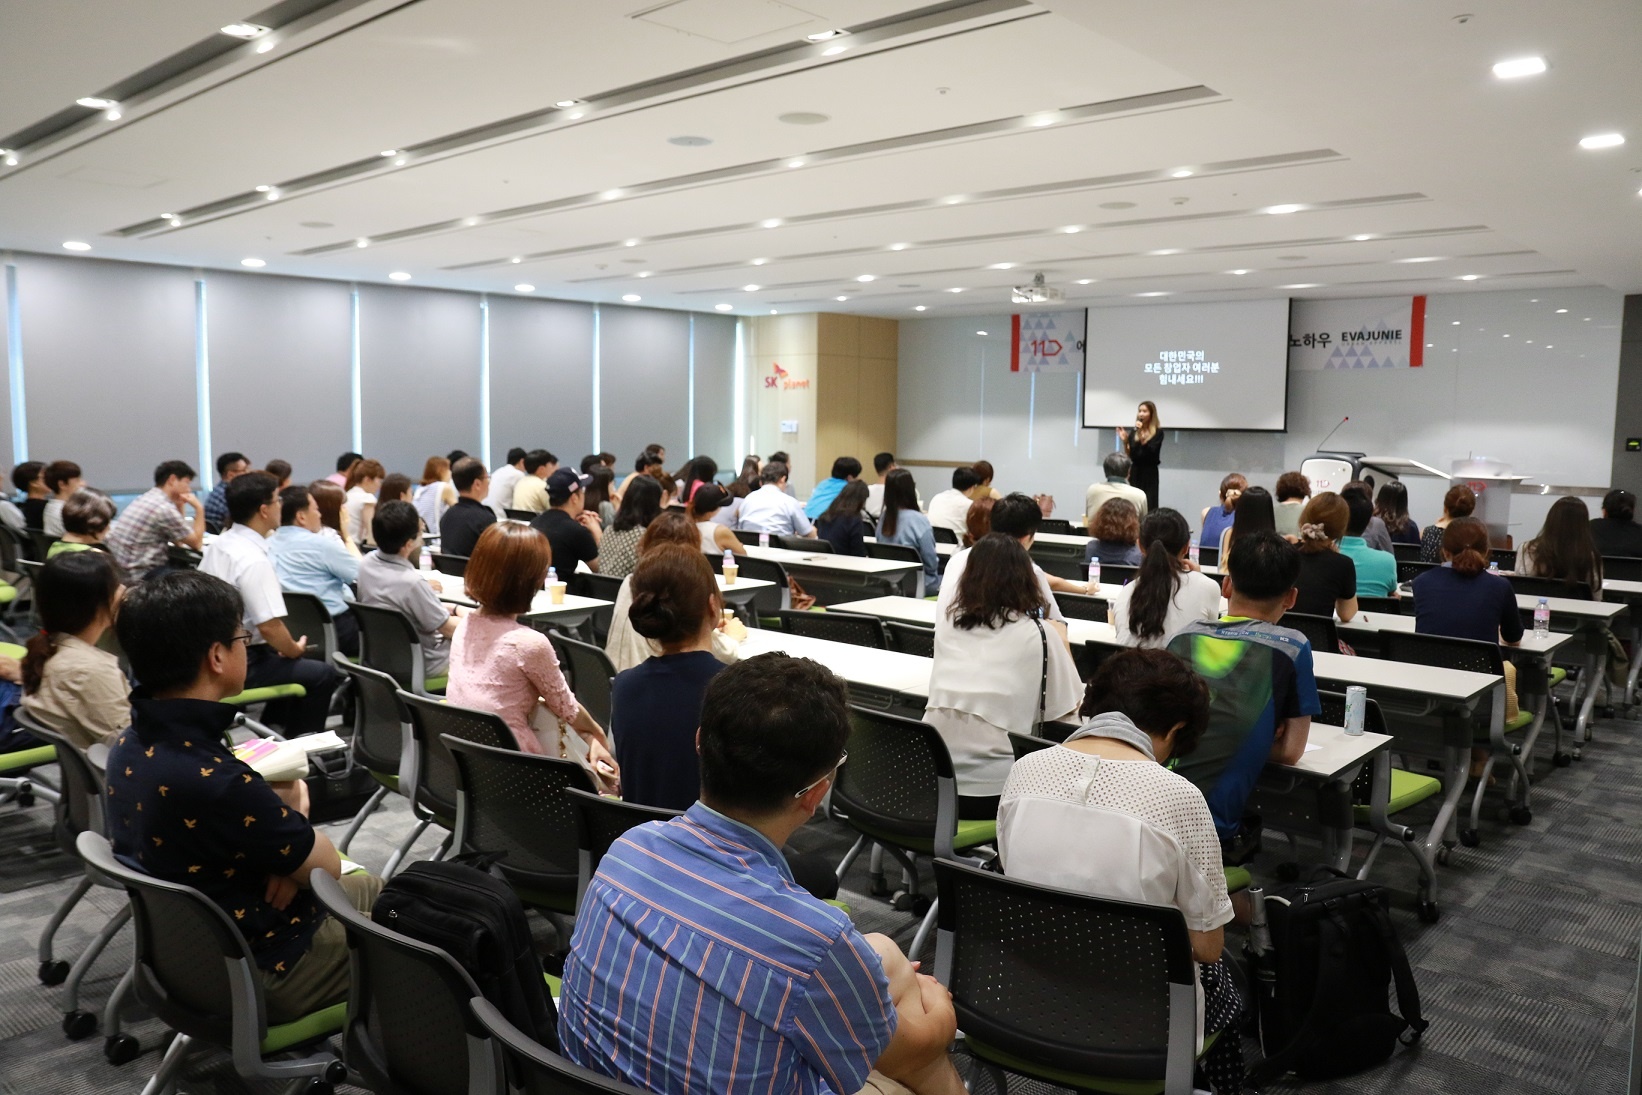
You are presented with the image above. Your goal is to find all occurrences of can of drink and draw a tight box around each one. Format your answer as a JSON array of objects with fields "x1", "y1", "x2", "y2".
[{"x1": 1344, "y1": 685, "x2": 1367, "y2": 736}]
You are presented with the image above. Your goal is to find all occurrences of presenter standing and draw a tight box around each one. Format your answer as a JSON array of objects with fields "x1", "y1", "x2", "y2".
[{"x1": 1117, "y1": 401, "x2": 1163, "y2": 512}]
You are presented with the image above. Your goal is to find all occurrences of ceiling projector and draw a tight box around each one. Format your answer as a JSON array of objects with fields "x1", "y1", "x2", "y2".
[{"x1": 1012, "y1": 272, "x2": 1064, "y2": 304}]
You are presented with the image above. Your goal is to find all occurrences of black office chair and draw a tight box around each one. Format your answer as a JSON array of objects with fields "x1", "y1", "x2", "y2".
[
  {"x1": 1283, "y1": 611, "x2": 1339, "y2": 654},
  {"x1": 778, "y1": 608, "x2": 888, "y2": 649},
  {"x1": 1397, "y1": 560, "x2": 1437, "y2": 583},
  {"x1": 733, "y1": 528, "x2": 762, "y2": 545},
  {"x1": 932, "y1": 525, "x2": 959, "y2": 545},
  {"x1": 1357, "y1": 595, "x2": 1402, "y2": 614},
  {"x1": 577, "y1": 572, "x2": 624, "y2": 603},
  {"x1": 473, "y1": 997, "x2": 651, "y2": 1094},
  {"x1": 1034, "y1": 555, "x2": 1085, "y2": 582},
  {"x1": 1095, "y1": 563, "x2": 1139, "y2": 587},
  {"x1": 281, "y1": 591, "x2": 339, "y2": 662},
  {"x1": 724, "y1": 553, "x2": 789, "y2": 624},
  {"x1": 777, "y1": 535, "x2": 833, "y2": 553},
  {"x1": 330, "y1": 656, "x2": 411, "y2": 855},
  {"x1": 1508, "y1": 574, "x2": 1593, "y2": 603},
  {"x1": 885, "y1": 620, "x2": 935, "y2": 657},
  {"x1": 1602, "y1": 556, "x2": 1642, "y2": 582},
  {"x1": 505, "y1": 508, "x2": 536, "y2": 522},
  {"x1": 1008, "y1": 731, "x2": 1055, "y2": 763},
  {"x1": 431, "y1": 552, "x2": 470, "y2": 577},
  {"x1": 390, "y1": 691, "x2": 519, "y2": 876},
  {"x1": 1490, "y1": 548, "x2": 1518, "y2": 572},
  {"x1": 1054, "y1": 591, "x2": 1110, "y2": 622},
  {"x1": 28, "y1": 529, "x2": 60, "y2": 561},
  {"x1": 354, "y1": 600, "x2": 447, "y2": 694},
  {"x1": 544, "y1": 631, "x2": 617, "y2": 729},
  {"x1": 865, "y1": 541, "x2": 922, "y2": 566},
  {"x1": 1392, "y1": 543, "x2": 1424, "y2": 562},
  {"x1": 1038, "y1": 518, "x2": 1073, "y2": 534},
  {"x1": 565, "y1": 788, "x2": 682, "y2": 909},
  {"x1": 1196, "y1": 544, "x2": 1219, "y2": 568}
]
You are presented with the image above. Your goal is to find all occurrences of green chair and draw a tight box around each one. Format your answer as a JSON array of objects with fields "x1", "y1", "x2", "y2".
[{"x1": 0, "y1": 641, "x2": 57, "y2": 810}]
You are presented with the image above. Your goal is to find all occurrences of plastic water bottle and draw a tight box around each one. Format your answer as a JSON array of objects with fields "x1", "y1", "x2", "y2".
[
  {"x1": 723, "y1": 548, "x2": 734, "y2": 569},
  {"x1": 1533, "y1": 597, "x2": 1550, "y2": 639},
  {"x1": 546, "y1": 566, "x2": 558, "y2": 589},
  {"x1": 1488, "y1": 560, "x2": 1499, "y2": 575},
  {"x1": 1344, "y1": 685, "x2": 1367, "y2": 736},
  {"x1": 1088, "y1": 559, "x2": 1101, "y2": 589},
  {"x1": 418, "y1": 548, "x2": 432, "y2": 571},
  {"x1": 758, "y1": 531, "x2": 770, "y2": 549},
  {"x1": 1188, "y1": 537, "x2": 1200, "y2": 567}
]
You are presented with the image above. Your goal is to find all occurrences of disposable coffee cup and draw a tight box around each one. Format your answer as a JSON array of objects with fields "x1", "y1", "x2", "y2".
[
  {"x1": 723, "y1": 564, "x2": 738, "y2": 585},
  {"x1": 548, "y1": 581, "x2": 567, "y2": 604}
]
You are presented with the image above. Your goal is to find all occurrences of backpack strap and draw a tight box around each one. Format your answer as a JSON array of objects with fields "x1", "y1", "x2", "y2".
[
  {"x1": 1246, "y1": 905, "x2": 1351, "y2": 1087},
  {"x1": 1365, "y1": 897, "x2": 1429, "y2": 1041}
]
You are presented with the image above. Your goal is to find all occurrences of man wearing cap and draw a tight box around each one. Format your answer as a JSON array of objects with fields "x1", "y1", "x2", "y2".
[{"x1": 530, "y1": 468, "x2": 602, "y2": 576}]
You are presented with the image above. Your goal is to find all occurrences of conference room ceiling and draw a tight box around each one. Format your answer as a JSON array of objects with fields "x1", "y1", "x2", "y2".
[{"x1": 1, "y1": 0, "x2": 1636, "y2": 317}]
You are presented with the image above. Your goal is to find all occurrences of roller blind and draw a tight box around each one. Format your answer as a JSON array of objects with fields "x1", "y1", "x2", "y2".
[
  {"x1": 358, "y1": 285, "x2": 481, "y2": 479},
  {"x1": 691, "y1": 313, "x2": 736, "y2": 467},
  {"x1": 486, "y1": 296, "x2": 595, "y2": 469},
  {"x1": 597, "y1": 305, "x2": 690, "y2": 464}
]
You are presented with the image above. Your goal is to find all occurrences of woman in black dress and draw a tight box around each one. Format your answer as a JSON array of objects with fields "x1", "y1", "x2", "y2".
[{"x1": 1117, "y1": 400, "x2": 1163, "y2": 511}]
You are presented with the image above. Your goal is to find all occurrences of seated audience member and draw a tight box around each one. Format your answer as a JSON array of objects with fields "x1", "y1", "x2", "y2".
[
  {"x1": 865, "y1": 451, "x2": 898, "y2": 518},
  {"x1": 737, "y1": 461, "x2": 816, "y2": 537},
  {"x1": 342, "y1": 459, "x2": 385, "y2": 546},
  {"x1": 925, "y1": 465, "x2": 988, "y2": 536},
  {"x1": 446, "y1": 523, "x2": 614, "y2": 773},
  {"x1": 688, "y1": 483, "x2": 745, "y2": 555},
  {"x1": 878, "y1": 468, "x2": 942, "y2": 594},
  {"x1": 999, "y1": 647, "x2": 1243, "y2": 1093},
  {"x1": 618, "y1": 449, "x2": 665, "y2": 496},
  {"x1": 377, "y1": 472, "x2": 413, "y2": 508},
  {"x1": 485, "y1": 447, "x2": 528, "y2": 516},
  {"x1": 1518, "y1": 495, "x2": 1603, "y2": 598},
  {"x1": 606, "y1": 512, "x2": 745, "y2": 672},
  {"x1": 511, "y1": 449, "x2": 556, "y2": 513},
  {"x1": 437, "y1": 457, "x2": 496, "y2": 558},
  {"x1": 265, "y1": 459, "x2": 293, "y2": 491},
  {"x1": 1167, "y1": 532, "x2": 1319, "y2": 845},
  {"x1": 1084, "y1": 451, "x2": 1149, "y2": 528},
  {"x1": 14, "y1": 461, "x2": 48, "y2": 530},
  {"x1": 105, "y1": 570, "x2": 380, "y2": 1022},
  {"x1": 1217, "y1": 485, "x2": 1275, "y2": 562},
  {"x1": 599, "y1": 475, "x2": 662, "y2": 580},
  {"x1": 1415, "y1": 518, "x2": 1524, "y2": 647},
  {"x1": 200, "y1": 473, "x2": 340, "y2": 735},
  {"x1": 41, "y1": 460, "x2": 85, "y2": 537},
  {"x1": 584, "y1": 465, "x2": 617, "y2": 529},
  {"x1": 1273, "y1": 471, "x2": 1311, "y2": 539},
  {"x1": 447, "y1": 449, "x2": 469, "y2": 465},
  {"x1": 267, "y1": 485, "x2": 362, "y2": 657},
  {"x1": 1341, "y1": 481, "x2": 1394, "y2": 553},
  {"x1": 1199, "y1": 473, "x2": 1246, "y2": 548},
  {"x1": 716, "y1": 463, "x2": 758, "y2": 530},
  {"x1": 0, "y1": 467, "x2": 25, "y2": 532},
  {"x1": 560, "y1": 652, "x2": 964, "y2": 1095},
  {"x1": 308, "y1": 479, "x2": 359, "y2": 556},
  {"x1": 19, "y1": 551, "x2": 128, "y2": 750},
  {"x1": 768, "y1": 449, "x2": 796, "y2": 495},
  {"x1": 1374, "y1": 480, "x2": 1420, "y2": 546},
  {"x1": 926, "y1": 534, "x2": 1081, "y2": 815},
  {"x1": 1338, "y1": 491, "x2": 1398, "y2": 598},
  {"x1": 1419, "y1": 483, "x2": 1476, "y2": 562},
  {"x1": 815, "y1": 479, "x2": 872, "y2": 556},
  {"x1": 106, "y1": 460, "x2": 207, "y2": 578},
  {"x1": 646, "y1": 463, "x2": 680, "y2": 509},
  {"x1": 805, "y1": 456, "x2": 863, "y2": 520},
  {"x1": 529, "y1": 468, "x2": 603, "y2": 574},
  {"x1": 412, "y1": 456, "x2": 456, "y2": 532},
  {"x1": 48, "y1": 488, "x2": 117, "y2": 558},
  {"x1": 1590, "y1": 488, "x2": 1642, "y2": 558},
  {"x1": 356, "y1": 501, "x2": 456, "y2": 679},
  {"x1": 1291, "y1": 492, "x2": 1359, "y2": 622},
  {"x1": 1086, "y1": 497, "x2": 1144, "y2": 567},
  {"x1": 961, "y1": 496, "x2": 996, "y2": 548},
  {"x1": 204, "y1": 452, "x2": 250, "y2": 533},
  {"x1": 938, "y1": 492, "x2": 1076, "y2": 622},
  {"x1": 1109, "y1": 508, "x2": 1221, "y2": 648},
  {"x1": 677, "y1": 455, "x2": 720, "y2": 506},
  {"x1": 971, "y1": 459, "x2": 1004, "y2": 501},
  {"x1": 326, "y1": 451, "x2": 361, "y2": 488}
]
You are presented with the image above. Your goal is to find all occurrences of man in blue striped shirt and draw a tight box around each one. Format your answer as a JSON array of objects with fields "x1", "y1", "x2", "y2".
[{"x1": 559, "y1": 653, "x2": 963, "y2": 1095}]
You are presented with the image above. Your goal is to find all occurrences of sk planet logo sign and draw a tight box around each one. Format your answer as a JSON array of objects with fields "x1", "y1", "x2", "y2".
[{"x1": 765, "y1": 362, "x2": 810, "y2": 390}]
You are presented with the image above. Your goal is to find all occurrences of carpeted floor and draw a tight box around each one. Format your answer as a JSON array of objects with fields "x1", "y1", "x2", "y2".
[{"x1": 2, "y1": 706, "x2": 1639, "y2": 1094}]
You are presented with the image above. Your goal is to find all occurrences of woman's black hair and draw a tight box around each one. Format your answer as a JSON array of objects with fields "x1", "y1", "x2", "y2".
[
  {"x1": 879, "y1": 468, "x2": 919, "y2": 538},
  {"x1": 611, "y1": 474, "x2": 663, "y2": 533},
  {"x1": 1126, "y1": 508, "x2": 1190, "y2": 643},
  {"x1": 21, "y1": 552, "x2": 122, "y2": 695},
  {"x1": 949, "y1": 533, "x2": 1045, "y2": 630},
  {"x1": 681, "y1": 456, "x2": 719, "y2": 501},
  {"x1": 583, "y1": 466, "x2": 615, "y2": 513},
  {"x1": 1373, "y1": 480, "x2": 1414, "y2": 536},
  {"x1": 820, "y1": 479, "x2": 870, "y2": 525},
  {"x1": 1227, "y1": 485, "x2": 1276, "y2": 547}
]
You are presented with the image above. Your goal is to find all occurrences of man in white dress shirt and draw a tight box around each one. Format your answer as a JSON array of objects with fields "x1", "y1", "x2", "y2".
[
  {"x1": 484, "y1": 447, "x2": 528, "y2": 518},
  {"x1": 736, "y1": 462, "x2": 815, "y2": 537},
  {"x1": 924, "y1": 466, "x2": 990, "y2": 537}
]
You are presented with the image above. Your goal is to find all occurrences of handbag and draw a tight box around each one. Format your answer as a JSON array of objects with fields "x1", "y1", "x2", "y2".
[
  {"x1": 529, "y1": 703, "x2": 617, "y2": 794},
  {"x1": 1031, "y1": 615, "x2": 1049, "y2": 735}
]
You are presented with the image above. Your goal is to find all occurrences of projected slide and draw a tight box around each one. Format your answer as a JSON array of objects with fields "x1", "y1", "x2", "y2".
[{"x1": 1080, "y1": 298, "x2": 1292, "y2": 431}]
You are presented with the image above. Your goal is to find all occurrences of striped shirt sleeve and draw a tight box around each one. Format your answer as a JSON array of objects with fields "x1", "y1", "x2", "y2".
[{"x1": 787, "y1": 930, "x2": 896, "y2": 1095}]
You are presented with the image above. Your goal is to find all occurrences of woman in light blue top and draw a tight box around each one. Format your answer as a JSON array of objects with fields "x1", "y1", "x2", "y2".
[{"x1": 877, "y1": 468, "x2": 940, "y2": 595}]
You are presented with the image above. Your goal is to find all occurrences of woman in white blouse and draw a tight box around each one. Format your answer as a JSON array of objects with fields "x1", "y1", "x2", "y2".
[
  {"x1": 1108, "y1": 508, "x2": 1223, "y2": 648},
  {"x1": 999, "y1": 647, "x2": 1244, "y2": 1094},
  {"x1": 342, "y1": 458, "x2": 385, "y2": 547},
  {"x1": 924, "y1": 533, "x2": 1082, "y2": 817}
]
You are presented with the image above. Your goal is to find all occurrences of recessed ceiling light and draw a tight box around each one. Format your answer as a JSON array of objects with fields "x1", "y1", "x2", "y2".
[
  {"x1": 255, "y1": 38, "x2": 275, "y2": 53},
  {"x1": 1228, "y1": 269, "x2": 1250, "y2": 275},
  {"x1": 914, "y1": 305, "x2": 927, "y2": 311},
  {"x1": 668, "y1": 135, "x2": 712, "y2": 147},
  {"x1": 1397, "y1": 256, "x2": 1442, "y2": 263},
  {"x1": 62, "y1": 241, "x2": 91, "y2": 252},
  {"x1": 1556, "y1": 308, "x2": 1568, "y2": 313},
  {"x1": 254, "y1": 184, "x2": 271, "y2": 192},
  {"x1": 987, "y1": 263, "x2": 1015, "y2": 270},
  {"x1": 76, "y1": 97, "x2": 116, "y2": 109},
  {"x1": 510, "y1": 256, "x2": 522, "y2": 264},
  {"x1": 743, "y1": 284, "x2": 761, "y2": 292},
  {"x1": 751, "y1": 258, "x2": 767, "y2": 265},
  {"x1": 976, "y1": 330, "x2": 988, "y2": 336},
  {"x1": 1579, "y1": 133, "x2": 1624, "y2": 149},
  {"x1": 769, "y1": 309, "x2": 778, "y2": 314},
  {"x1": 786, "y1": 158, "x2": 805, "y2": 169},
  {"x1": 555, "y1": 99, "x2": 584, "y2": 109},
  {"x1": 1452, "y1": 320, "x2": 1461, "y2": 325},
  {"x1": 889, "y1": 243, "x2": 908, "y2": 251},
  {"x1": 1492, "y1": 56, "x2": 1547, "y2": 79},
  {"x1": 161, "y1": 212, "x2": 180, "y2": 221},
  {"x1": 778, "y1": 112, "x2": 831, "y2": 125},
  {"x1": 393, "y1": 156, "x2": 407, "y2": 166},
  {"x1": 220, "y1": 22, "x2": 269, "y2": 38},
  {"x1": 240, "y1": 258, "x2": 266, "y2": 268},
  {"x1": 760, "y1": 218, "x2": 782, "y2": 229},
  {"x1": 1458, "y1": 274, "x2": 1482, "y2": 280},
  {"x1": 1264, "y1": 203, "x2": 1304, "y2": 215},
  {"x1": 599, "y1": 189, "x2": 622, "y2": 201},
  {"x1": 947, "y1": 288, "x2": 964, "y2": 293},
  {"x1": 264, "y1": 189, "x2": 279, "y2": 200},
  {"x1": 622, "y1": 294, "x2": 641, "y2": 303},
  {"x1": 1099, "y1": 201, "x2": 1137, "y2": 210},
  {"x1": 2, "y1": 152, "x2": 16, "y2": 166},
  {"x1": 623, "y1": 239, "x2": 639, "y2": 248},
  {"x1": 388, "y1": 271, "x2": 412, "y2": 281},
  {"x1": 637, "y1": 271, "x2": 651, "y2": 278},
  {"x1": 379, "y1": 149, "x2": 398, "y2": 157},
  {"x1": 104, "y1": 108, "x2": 121, "y2": 121},
  {"x1": 515, "y1": 284, "x2": 535, "y2": 293},
  {"x1": 1135, "y1": 291, "x2": 1171, "y2": 297},
  {"x1": 355, "y1": 238, "x2": 369, "y2": 248},
  {"x1": 1027, "y1": 114, "x2": 1056, "y2": 127},
  {"x1": 1170, "y1": 169, "x2": 1194, "y2": 178},
  {"x1": 1281, "y1": 283, "x2": 1322, "y2": 289},
  {"x1": 1584, "y1": 316, "x2": 1592, "y2": 320},
  {"x1": 855, "y1": 274, "x2": 875, "y2": 282},
  {"x1": 806, "y1": 29, "x2": 848, "y2": 41},
  {"x1": 714, "y1": 303, "x2": 735, "y2": 312},
  {"x1": 565, "y1": 111, "x2": 584, "y2": 120},
  {"x1": 1502, "y1": 333, "x2": 1510, "y2": 337},
  {"x1": 821, "y1": 44, "x2": 848, "y2": 56},
  {"x1": 1150, "y1": 249, "x2": 1182, "y2": 256},
  {"x1": 1352, "y1": 234, "x2": 1374, "y2": 241},
  {"x1": 1061, "y1": 226, "x2": 1082, "y2": 234},
  {"x1": 944, "y1": 196, "x2": 964, "y2": 205},
  {"x1": 463, "y1": 216, "x2": 481, "y2": 227},
  {"x1": 1075, "y1": 279, "x2": 1094, "y2": 285}
]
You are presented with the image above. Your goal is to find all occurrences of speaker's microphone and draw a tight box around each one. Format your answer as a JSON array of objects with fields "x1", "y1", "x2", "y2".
[{"x1": 1314, "y1": 416, "x2": 1350, "y2": 453}]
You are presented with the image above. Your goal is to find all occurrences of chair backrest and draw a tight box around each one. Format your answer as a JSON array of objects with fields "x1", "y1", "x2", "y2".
[
  {"x1": 1508, "y1": 573, "x2": 1593, "y2": 602},
  {"x1": 1281, "y1": 612, "x2": 1339, "y2": 654},
  {"x1": 932, "y1": 525, "x2": 958, "y2": 544},
  {"x1": 1396, "y1": 560, "x2": 1436, "y2": 583},
  {"x1": 472, "y1": 997, "x2": 651, "y2": 1094},
  {"x1": 725, "y1": 554, "x2": 789, "y2": 617},
  {"x1": 14, "y1": 711, "x2": 104, "y2": 854},
  {"x1": 353, "y1": 601, "x2": 425, "y2": 692},
  {"x1": 281, "y1": 591, "x2": 337, "y2": 663},
  {"x1": 1054, "y1": 591, "x2": 1110, "y2": 622},
  {"x1": 310, "y1": 871, "x2": 494, "y2": 1095},
  {"x1": 831, "y1": 706, "x2": 958, "y2": 857},
  {"x1": 1392, "y1": 542, "x2": 1423, "y2": 562},
  {"x1": 1033, "y1": 555, "x2": 1084, "y2": 582},
  {"x1": 432, "y1": 552, "x2": 469, "y2": 577},
  {"x1": 1381, "y1": 630, "x2": 1504, "y2": 676},
  {"x1": 1490, "y1": 548, "x2": 1517, "y2": 572},
  {"x1": 1316, "y1": 690, "x2": 1391, "y2": 805},
  {"x1": 778, "y1": 609, "x2": 888, "y2": 649},
  {"x1": 932, "y1": 858, "x2": 1197, "y2": 1088},
  {"x1": 1602, "y1": 555, "x2": 1642, "y2": 582},
  {"x1": 565, "y1": 787, "x2": 681, "y2": 908},
  {"x1": 1038, "y1": 518, "x2": 1072, "y2": 535},
  {"x1": 76, "y1": 831, "x2": 260, "y2": 1049},
  {"x1": 544, "y1": 632, "x2": 616, "y2": 729},
  {"x1": 1196, "y1": 543, "x2": 1219, "y2": 568},
  {"x1": 445, "y1": 735, "x2": 594, "y2": 901},
  {"x1": 1095, "y1": 563, "x2": 1139, "y2": 587},
  {"x1": 885, "y1": 620, "x2": 935, "y2": 657},
  {"x1": 398, "y1": 692, "x2": 518, "y2": 823},
  {"x1": 865, "y1": 540, "x2": 922, "y2": 566},
  {"x1": 577, "y1": 572, "x2": 625, "y2": 603},
  {"x1": 1357, "y1": 595, "x2": 1401, "y2": 614},
  {"x1": 504, "y1": 509, "x2": 535, "y2": 522},
  {"x1": 732, "y1": 528, "x2": 761, "y2": 545},
  {"x1": 29, "y1": 530, "x2": 59, "y2": 562},
  {"x1": 333, "y1": 656, "x2": 409, "y2": 778},
  {"x1": 1008, "y1": 731, "x2": 1055, "y2": 762},
  {"x1": 0, "y1": 523, "x2": 26, "y2": 569},
  {"x1": 777, "y1": 535, "x2": 833, "y2": 553}
]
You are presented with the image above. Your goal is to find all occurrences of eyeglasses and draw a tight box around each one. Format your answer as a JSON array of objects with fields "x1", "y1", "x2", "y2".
[
  {"x1": 793, "y1": 750, "x2": 848, "y2": 799},
  {"x1": 229, "y1": 630, "x2": 254, "y2": 647}
]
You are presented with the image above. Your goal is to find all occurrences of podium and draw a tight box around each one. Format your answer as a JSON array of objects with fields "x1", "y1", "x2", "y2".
[
  {"x1": 1299, "y1": 452, "x2": 1523, "y2": 547},
  {"x1": 1299, "y1": 453, "x2": 1451, "y2": 497}
]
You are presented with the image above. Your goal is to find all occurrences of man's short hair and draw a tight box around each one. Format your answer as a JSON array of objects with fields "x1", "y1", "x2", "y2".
[
  {"x1": 989, "y1": 492, "x2": 1042, "y2": 539},
  {"x1": 580, "y1": 453, "x2": 602, "y2": 474},
  {"x1": 372, "y1": 500, "x2": 422, "y2": 554},
  {"x1": 152, "y1": 460, "x2": 196, "y2": 487},
  {"x1": 873, "y1": 452, "x2": 895, "y2": 475},
  {"x1": 1225, "y1": 530, "x2": 1301, "y2": 602},
  {"x1": 505, "y1": 447, "x2": 528, "y2": 467},
  {"x1": 225, "y1": 472, "x2": 278, "y2": 524},
  {"x1": 698, "y1": 653, "x2": 851, "y2": 814},
  {"x1": 524, "y1": 449, "x2": 554, "y2": 475},
  {"x1": 62, "y1": 488, "x2": 116, "y2": 537},
  {"x1": 117, "y1": 571, "x2": 243, "y2": 693},
  {"x1": 633, "y1": 451, "x2": 664, "y2": 473},
  {"x1": 951, "y1": 466, "x2": 982, "y2": 492},
  {"x1": 760, "y1": 461, "x2": 789, "y2": 484},
  {"x1": 215, "y1": 451, "x2": 248, "y2": 477},
  {"x1": 335, "y1": 451, "x2": 363, "y2": 474},
  {"x1": 278, "y1": 485, "x2": 311, "y2": 526},
  {"x1": 265, "y1": 459, "x2": 292, "y2": 484},
  {"x1": 446, "y1": 449, "x2": 469, "y2": 465},
  {"x1": 1102, "y1": 452, "x2": 1132, "y2": 480},
  {"x1": 452, "y1": 457, "x2": 488, "y2": 493},
  {"x1": 830, "y1": 456, "x2": 862, "y2": 480},
  {"x1": 1343, "y1": 490, "x2": 1373, "y2": 536},
  {"x1": 1603, "y1": 489, "x2": 1636, "y2": 523},
  {"x1": 769, "y1": 451, "x2": 790, "y2": 465},
  {"x1": 11, "y1": 461, "x2": 44, "y2": 493},
  {"x1": 44, "y1": 460, "x2": 82, "y2": 493}
]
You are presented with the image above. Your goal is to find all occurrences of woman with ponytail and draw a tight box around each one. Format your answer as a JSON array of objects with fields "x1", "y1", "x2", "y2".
[
  {"x1": 19, "y1": 551, "x2": 127, "y2": 750},
  {"x1": 1291, "y1": 492, "x2": 1359, "y2": 622},
  {"x1": 1109, "y1": 508, "x2": 1222, "y2": 648}
]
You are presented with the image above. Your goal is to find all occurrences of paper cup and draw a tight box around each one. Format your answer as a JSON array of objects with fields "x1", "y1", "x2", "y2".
[
  {"x1": 548, "y1": 581, "x2": 566, "y2": 604},
  {"x1": 723, "y1": 565, "x2": 738, "y2": 585}
]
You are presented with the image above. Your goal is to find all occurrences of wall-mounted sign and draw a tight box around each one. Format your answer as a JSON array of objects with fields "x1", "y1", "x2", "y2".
[
  {"x1": 1289, "y1": 296, "x2": 1427, "y2": 370},
  {"x1": 764, "y1": 362, "x2": 810, "y2": 390}
]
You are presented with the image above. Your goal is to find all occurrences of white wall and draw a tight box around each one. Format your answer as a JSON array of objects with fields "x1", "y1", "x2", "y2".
[{"x1": 898, "y1": 287, "x2": 1625, "y2": 541}]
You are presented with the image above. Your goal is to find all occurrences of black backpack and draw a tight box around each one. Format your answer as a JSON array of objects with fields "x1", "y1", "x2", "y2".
[
  {"x1": 1245, "y1": 873, "x2": 1427, "y2": 1085},
  {"x1": 373, "y1": 859, "x2": 560, "y2": 1051}
]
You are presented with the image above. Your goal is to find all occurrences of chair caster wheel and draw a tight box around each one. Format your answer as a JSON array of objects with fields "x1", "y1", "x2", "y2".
[
  {"x1": 39, "y1": 960, "x2": 69, "y2": 985},
  {"x1": 890, "y1": 890, "x2": 915, "y2": 911},
  {"x1": 104, "y1": 1034, "x2": 140, "y2": 1065},
  {"x1": 1459, "y1": 828, "x2": 1480, "y2": 847},
  {"x1": 1509, "y1": 806, "x2": 1533, "y2": 825},
  {"x1": 63, "y1": 1010, "x2": 97, "y2": 1040},
  {"x1": 869, "y1": 874, "x2": 891, "y2": 897},
  {"x1": 910, "y1": 894, "x2": 932, "y2": 917},
  {"x1": 323, "y1": 1059, "x2": 349, "y2": 1083},
  {"x1": 17, "y1": 791, "x2": 34, "y2": 807},
  {"x1": 1554, "y1": 752, "x2": 1573, "y2": 767},
  {"x1": 1417, "y1": 901, "x2": 1441, "y2": 924},
  {"x1": 1435, "y1": 847, "x2": 1450, "y2": 866}
]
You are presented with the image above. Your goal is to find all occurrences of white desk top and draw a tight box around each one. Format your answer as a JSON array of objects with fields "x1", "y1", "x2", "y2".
[
  {"x1": 1033, "y1": 531, "x2": 1092, "y2": 548},
  {"x1": 741, "y1": 544, "x2": 919, "y2": 576},
  {"x1": 864, "y1": 536, "x2": 957, "y2": 557},
  {"x1": 1511, "y1": 593, "x2": 1626, "y2": 621},
  {"x1": 1603, "y1": 578, "x2": 1642, "y2": 597},
  {"x1": 1337, "y1": 611, "x2": 1573, "y2": 656},
  {"x1": 1312, "y1": 650, "x2": 1498, "y2": 702},
  {"x1": 427, "y1": 573, "x2": 609, "y2": 618},
  {"x1": 833, "y1": 596, "x2": 1117, "y2": 649},
  {"x1": 1290, "y1": 723, "x2": 1393, "y2": 780},
  {"x1": 736, "y1": 629, "x2": 933, "y2": 697}
]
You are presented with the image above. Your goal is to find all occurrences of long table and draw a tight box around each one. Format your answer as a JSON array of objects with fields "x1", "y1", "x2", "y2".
[
  {"x1": 1603, "y1": 577, "x2": 1642, "y2": 703},
  {"x1": 741, "y1": 544, "x2": 923, "y2": 599}
]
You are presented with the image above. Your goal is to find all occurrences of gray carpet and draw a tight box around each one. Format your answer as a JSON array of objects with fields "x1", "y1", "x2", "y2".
[{"x1": 2, "y1": 707, "x2": 1639, "y2": 1094}]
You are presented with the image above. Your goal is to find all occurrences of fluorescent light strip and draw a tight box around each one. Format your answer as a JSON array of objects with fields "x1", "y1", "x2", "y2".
[
  {"x1": 350, "y1": 287, "x2": 363, "y2": 452},
  {"x1": 590, "y1": 304, "x2": 601, "y2": 452},
  {"x1": 195, "y1": 279, "x2": 214, "y2": 488},
  {"x1": 479, "y1": 296, "x2": 491, "y2": 469},
  {"x1": 5, "y1": 264, "x2": 27, "y2": 463}
]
